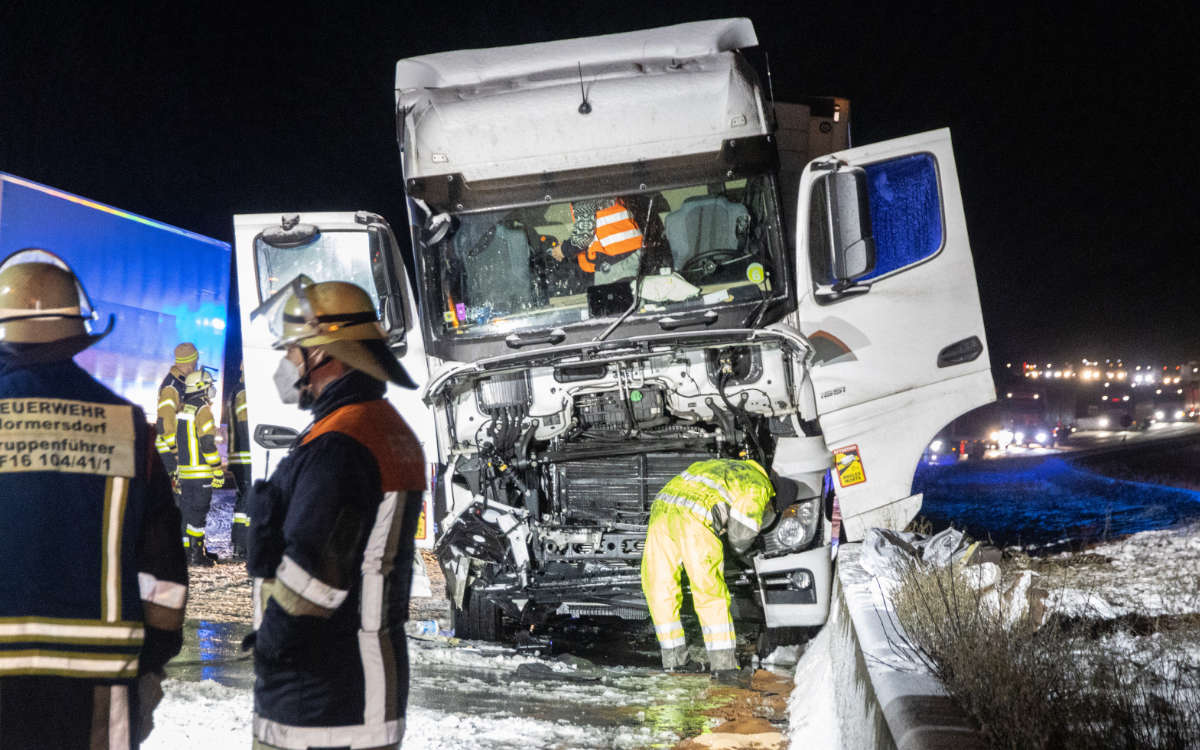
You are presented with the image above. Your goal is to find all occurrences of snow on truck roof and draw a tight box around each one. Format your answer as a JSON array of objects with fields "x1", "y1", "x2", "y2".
[
  {"x1": 393, "y1": 19, "x2": 766, "y2": 184},
  {"x1": 394, "y1": 18, "x2": 757, "y2": 105}
]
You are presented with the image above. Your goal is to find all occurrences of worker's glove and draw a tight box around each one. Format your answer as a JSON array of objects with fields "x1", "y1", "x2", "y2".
[
  {"x1": 169, "y1": 471, "x2": 181, "y2": 496},
  {"x1": 210, "y1": 469, "x2": 225, "y2": 489},
  {"x1": 135, "y1": 670, "x2": 166, "y2": 743}
]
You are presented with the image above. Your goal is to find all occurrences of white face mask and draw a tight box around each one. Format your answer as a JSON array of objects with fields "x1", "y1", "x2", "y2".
[{"x1": 273, "y1": 356, "x2": 301, "y2": 404}]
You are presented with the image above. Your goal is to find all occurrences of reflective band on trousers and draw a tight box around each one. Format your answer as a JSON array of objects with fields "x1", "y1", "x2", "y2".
[
  {"x1": 654, "y1": 620, "x2": 686, "y2": 648},
  {"x1": 702, "y1": 622, "x2": 736, "y2": 650},
  {"x1": 656, "y1": 493, "x2": 712, "y2": 525}
]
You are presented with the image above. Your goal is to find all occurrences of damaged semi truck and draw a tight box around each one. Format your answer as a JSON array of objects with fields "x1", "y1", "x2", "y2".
[{"x1": 234, "y1": 18, "x2": 994, "y2": 643}]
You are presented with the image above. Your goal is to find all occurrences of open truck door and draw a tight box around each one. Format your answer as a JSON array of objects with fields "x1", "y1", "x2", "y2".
[
  {"x1": 794, "y1": 129, "x2": 995, "y2": 539},
  {"x1": 232, "y1": 211, "x2": 436, "y2": 548}
]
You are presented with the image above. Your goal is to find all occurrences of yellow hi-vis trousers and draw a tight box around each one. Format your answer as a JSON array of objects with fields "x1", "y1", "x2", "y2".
[{"x1": 640, "y1": 502, "x2": 738, "y2": 671}]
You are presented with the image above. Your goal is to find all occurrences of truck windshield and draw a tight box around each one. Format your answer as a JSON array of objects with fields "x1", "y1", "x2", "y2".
[
  {"x1": 424, "y1": 175, "x2": 784, "y2": 338},
  {"x1": 254, "y1": 229, "x2": 380, "y2": 308}
]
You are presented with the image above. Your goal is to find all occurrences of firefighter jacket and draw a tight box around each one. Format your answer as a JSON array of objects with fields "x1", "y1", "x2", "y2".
[
  {"x1": 226, "y1": 377, "x2": 250, "y2": 471},
  {"x1": 247, "y1": 370, "x2": 426, "y2": 749},
  {"x1": 175, "y1": 396, "x2": 221, "y2": 482},
  {"x1": 154, "y1": 367, "x2": 187, "y2": 469},
  {"x1": 0, "y1": 357, "x2": 188, "y2": 681},
  {"x1": 653, "y1": 459, "x2": 775, "y2": 554}
]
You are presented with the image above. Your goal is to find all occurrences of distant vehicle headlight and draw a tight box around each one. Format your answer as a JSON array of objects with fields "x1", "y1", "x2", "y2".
[
  {"x1": 1035, "y1": 431, "x2": 1048, "y2": 444},
  {"x1": 1155, "y1": 410, "x2": 1165, "y2": 420},
  {"x1": 1014, "y1": 432, "x2": 1026, "y2": 444},
  {"x1": 1174, "y1": 410, "x2": 1184, "y2": 420},
  {"x1": 1099, "y1": 417, "x2": 1109, "y2": 428},
  {"x1": 930, "y1": 439, "x2": 943, "y2": 453}
]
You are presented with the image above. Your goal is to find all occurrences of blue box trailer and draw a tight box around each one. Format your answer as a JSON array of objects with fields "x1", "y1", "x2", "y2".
[{"x1": 0, "y1": 172, "x2": 233, "y2": 421}]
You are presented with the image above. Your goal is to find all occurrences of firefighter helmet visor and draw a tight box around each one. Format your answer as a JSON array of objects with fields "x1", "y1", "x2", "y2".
[{"x1": 250, "y1": 274, "x2": 416, "y2": 389}]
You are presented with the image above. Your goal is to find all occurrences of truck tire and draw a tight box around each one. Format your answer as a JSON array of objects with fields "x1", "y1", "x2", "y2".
[{"x1": 452, "y1": 588, "x2": 503, "y2": 641}]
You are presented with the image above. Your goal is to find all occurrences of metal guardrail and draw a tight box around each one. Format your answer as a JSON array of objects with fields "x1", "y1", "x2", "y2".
[{"x1": 829, "y1": 543, "x2": 988, "y2": 750}]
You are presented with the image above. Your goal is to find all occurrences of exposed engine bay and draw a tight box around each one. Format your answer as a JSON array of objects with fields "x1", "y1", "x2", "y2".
[{"x1": 427, "y1": 331, "x2": 835, "y2": 636}]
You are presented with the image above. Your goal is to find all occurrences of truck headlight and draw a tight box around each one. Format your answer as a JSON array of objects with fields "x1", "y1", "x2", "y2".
[{"x1": 771, "y1": 498, "x2": 820, "y2": 551}]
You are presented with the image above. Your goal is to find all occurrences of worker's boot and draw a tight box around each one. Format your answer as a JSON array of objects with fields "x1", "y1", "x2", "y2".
[
  {"x1": 186, "y1": 538, "x2": 215, "y2": 567},
  {"x1": 659, "y1": 644, "x2": 691, "y2": 672}
]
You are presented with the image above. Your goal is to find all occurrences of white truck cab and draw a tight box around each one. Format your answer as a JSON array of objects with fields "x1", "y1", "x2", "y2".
[{"x1": 234, "y1": 18, "x2": 993, "y2": 642}]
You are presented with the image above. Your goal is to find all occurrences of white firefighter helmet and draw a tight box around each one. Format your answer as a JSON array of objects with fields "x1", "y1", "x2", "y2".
[
  {"x1": 184, "y1": 369, "x2": 217, "y2": 401},
  {"x1": 0, "y1": 248, "x2": 112, "y2": 360},
  {"x1": 251, "y1": 275, "x2": 415, "y2": 389}
]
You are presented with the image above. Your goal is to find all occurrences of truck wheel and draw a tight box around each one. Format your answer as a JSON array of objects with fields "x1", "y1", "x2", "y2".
[{"x1": 452, "y1": 589, "x2": 503, "y2": 641}]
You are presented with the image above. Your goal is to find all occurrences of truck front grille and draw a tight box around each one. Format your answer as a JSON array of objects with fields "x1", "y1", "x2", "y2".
[{"x1": 554, "y1": 451, "x2": 709, "y2": 526}]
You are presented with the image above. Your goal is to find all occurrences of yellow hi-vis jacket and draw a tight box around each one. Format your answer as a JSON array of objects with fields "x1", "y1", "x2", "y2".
[{"x1": 652, "y1": 458, "x2": 775, "y2": 553}]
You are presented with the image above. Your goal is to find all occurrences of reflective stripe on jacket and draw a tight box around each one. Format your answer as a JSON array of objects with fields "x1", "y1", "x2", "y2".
[
  {"x1": 176, "y1": 402, "x2": 220, "y2": 478},
  {"x1": 0, "y1": 359, "x2": 186, "y2": 680},
  {"x1": 247, "y1": 371, "x2": 426, "y2": 747},
  {"x1": 651, "y1": 459, "x2": 774, "y2": 553},
  {"x1": 226, "y1": 386, "x2": 251, "y2": 466}
]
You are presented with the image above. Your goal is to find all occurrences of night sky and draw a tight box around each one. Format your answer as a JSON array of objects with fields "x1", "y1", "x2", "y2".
[{"x1": 2, "y1": 2, "x2": 1196, "y2": 364}]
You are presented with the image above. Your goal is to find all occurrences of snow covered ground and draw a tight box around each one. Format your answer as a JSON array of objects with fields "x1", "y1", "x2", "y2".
[
  {"x1": 145, "y1": 632, "x2": 722, "y2": 749},
  {"x1": 145, "y1": 458, "x2": 1199, "y2": 749}
]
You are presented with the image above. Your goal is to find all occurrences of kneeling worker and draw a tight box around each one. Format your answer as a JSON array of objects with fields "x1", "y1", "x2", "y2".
[{"x1": 641, "y1": 458, "x2": 775, "y2": 678}]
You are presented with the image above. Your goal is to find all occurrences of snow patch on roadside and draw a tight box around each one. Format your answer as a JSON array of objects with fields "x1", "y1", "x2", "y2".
[
  {"x1": 142, "y1": 679, "x2": 250, "y2": 749},
  {"x1": 786, "y1": 625, "x2": 838, "y2": 749}
]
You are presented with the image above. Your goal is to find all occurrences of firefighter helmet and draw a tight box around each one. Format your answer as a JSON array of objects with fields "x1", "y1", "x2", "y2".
[
  {"x1": 0, "y1": 248, "x2": 111, "y2": 359},
  {"x1": 184, "y1": 369, "x2": 216, "y2": 401},
  {"x1": 251, "y1": 275, "x2": 415, "y2": 389},
  {"x1": 174, "y1": 342, "x2": 199, "y2": 366}
]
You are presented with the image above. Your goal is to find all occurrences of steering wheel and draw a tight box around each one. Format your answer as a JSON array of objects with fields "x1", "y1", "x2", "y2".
[{"x1": 680, "y1": 249, "x2": 741, "y2": 283}]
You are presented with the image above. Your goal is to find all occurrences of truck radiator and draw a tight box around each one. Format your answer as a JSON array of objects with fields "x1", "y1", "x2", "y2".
[{"x1": 553, "y1": 452, "x2": 709, "y2": 525}]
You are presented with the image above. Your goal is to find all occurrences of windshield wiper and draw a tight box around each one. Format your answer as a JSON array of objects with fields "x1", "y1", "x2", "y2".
[{"x1": 594, "y1": 197, "x2": 654, "y2": 343}]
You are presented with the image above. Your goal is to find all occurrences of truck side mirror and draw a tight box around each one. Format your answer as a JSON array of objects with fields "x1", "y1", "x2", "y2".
[
  {"x1": 260, "y1": 216, "x2": 320, "y2": 248},
  {"x1": 815, "y1": 168, "x2": 876, "y2": 288},
  {"x1": 422, "y1": 212, "x2": 457, "y2": 246}
]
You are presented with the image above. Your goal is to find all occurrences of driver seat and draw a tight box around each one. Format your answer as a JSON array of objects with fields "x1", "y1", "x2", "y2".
[
  {"x1": 463, "y1": 224, "x2": 534, "y2": 312},
  {"x1": 663, "y1": 195, "x2": 749, "y2": 270}
]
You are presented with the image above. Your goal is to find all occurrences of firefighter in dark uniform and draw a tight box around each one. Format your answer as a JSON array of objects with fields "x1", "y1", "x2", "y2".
[
  {"x1": 225, "y1": 361, "x2": 251, "y2": 558},
  {"x1": 0, "y1": 249, "x2": 187, "y2": 749},
  {"x1": 155, "y1": 342, "x2": 198, "y2": 477},
  {"x1": 176, "y1": 368, "x2": 223, "y2": 565},
  {"x1": 246, "y1": 276, "x2": 424, "y2": 750}
]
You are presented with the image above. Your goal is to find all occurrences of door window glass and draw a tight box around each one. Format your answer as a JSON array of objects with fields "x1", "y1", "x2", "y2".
[{"x1": 860, "y1": 153, "x2": 942, "y2": 279}]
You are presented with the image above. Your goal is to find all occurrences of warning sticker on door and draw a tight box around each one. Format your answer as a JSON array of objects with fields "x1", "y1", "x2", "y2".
[
  {"x1": 0, "y1": 398, "x2": 135, "y2": 477},
  {"x1": 832, "y1": 444, "x2": 866, "y2": 488}
]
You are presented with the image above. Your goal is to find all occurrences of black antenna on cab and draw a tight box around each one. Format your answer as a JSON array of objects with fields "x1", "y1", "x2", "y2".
[
  {"x1": 577, "y1": 63, "x2": 592, "y2": 115},
  {"x1": 764, "y1": 51, "x2": 777, "y2": 125}
]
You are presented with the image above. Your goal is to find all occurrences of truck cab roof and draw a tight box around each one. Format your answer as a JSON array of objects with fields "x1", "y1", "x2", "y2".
[{"x1": 394, "y1": 19, "x2": 766, "y2": 184}]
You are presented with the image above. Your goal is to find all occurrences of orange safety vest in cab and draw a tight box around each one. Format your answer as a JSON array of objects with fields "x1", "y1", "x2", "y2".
[{"x1": 576, "y1": 200, "x2": 644, "y2": 273}]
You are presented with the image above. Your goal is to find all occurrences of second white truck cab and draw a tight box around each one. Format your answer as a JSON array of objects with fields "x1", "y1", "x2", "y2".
[{"x1": 234, "y1": 18, "x2": 993, "y2": 643}]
